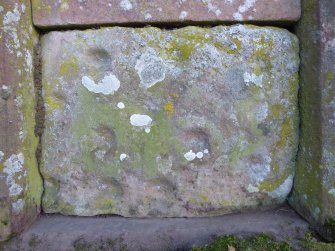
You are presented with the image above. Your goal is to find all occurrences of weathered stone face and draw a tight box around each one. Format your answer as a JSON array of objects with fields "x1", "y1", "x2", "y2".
[
  {"x1": 289, "y1": 0, "x2": 335, "y2": 241},
  {"x1": 41, "y1": 25, "x2": 299, "y2": 217},
  {"x1": 0, "y1": 0, "x2": 42, "y2": 241},
  {"x1": 32, "y1": 0, "x2": 301, "y2": 28}
]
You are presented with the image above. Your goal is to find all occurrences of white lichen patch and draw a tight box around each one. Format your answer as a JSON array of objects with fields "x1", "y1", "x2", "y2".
[
  {"x1": 81, "y1": 73, "x2": 120, "y2": 95},
  {"x1": 202, "y1": 0, "x2": 222, "y2": 16},
  {"x1": 3, "y1": 3, "x2": 22, "y2": 53},
  {"x1": 179, "y1": 11, "x2": 188, "y2": 21},
  {"x1": 243, "y1": 72, "x2": 263, "y2": 87},
  {"x1": 130, "y1": 114, "x2": 153, "y2": 132},
  {"x1": 254, "y1": 102, "x2": 268, "y2": 122},
  {"x1": 3, "y1": 153, "x2": 24, "y2": 197},
  {"x1": 268, "y1": 175, "x2": 293, "y2": 199},
  {"x1": 21, "y1": 4, "x2": 26, "y2": 13},
  {"x1": 247, "y1": 184, "x2": 259, "y2": 193},
  {"x1": 328, "y1": 188, "x2": 335, "y2": 196},
  {"x1": 60, "y1": 1, "x2": 69, "y2": 11},
  {"x1": 249, "y1": 155, "x2": 271, "y2": 184},
  {"x1": 0, "y1": 151, "x2": 4, "y2": 162},
  {"x1": 135, "y1": 49, "x2": 166, "y2": 89},
  {"x1": 24, "y1": 49, "x2": 32, "y2": 73},
  {"x1": 233, "y1": 0, "x2": 257, "y2": 21},
  {"x1": 12, "y1": 199, "x2": 24, "y2": 214},
  {"x1": 184, "y1": 150, "x2": 196, "y2": 161},
  {"x1": 119, "y1": 0, "x2": 133, "y2": 11},
  {"x1": 117, "y1": 102, "x2": 125, "y2": 109},
  {"x1": 120, "y1": 153, "x2": 128, "y2": 161},
  {"x1": 233, "y1": 12, "x2": 243, "y2": 20},
  {"x1": 144, "y1": 13, "x2": 152, "y2": 20},
  {"x1": 196, "y1": 152, "x2": 204, "y2": 159}
]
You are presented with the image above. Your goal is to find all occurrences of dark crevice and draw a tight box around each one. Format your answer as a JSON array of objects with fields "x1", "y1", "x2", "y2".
[
  {"x1": 33, "y1": 40, "x2": 45, "y2": 212},
  {"x1": 34, "y1": 20, "x2": 298, "y2": 34}
]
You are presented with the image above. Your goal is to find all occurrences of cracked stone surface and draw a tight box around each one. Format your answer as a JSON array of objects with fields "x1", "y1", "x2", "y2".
[
  {"x1": 41, "y1": 25, "x2": 299, "y2": 217},
  {"x1": 32, "y1": 0, "x2": 301, "y2": 28}
]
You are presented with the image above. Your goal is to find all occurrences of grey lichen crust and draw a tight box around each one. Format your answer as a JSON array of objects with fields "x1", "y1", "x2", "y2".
[{"x1": 41, "y1": 25, "x2": 299, "y2": 217}]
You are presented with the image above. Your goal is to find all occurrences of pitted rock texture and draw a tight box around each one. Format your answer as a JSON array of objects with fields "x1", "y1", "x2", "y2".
[
  {"x1": 32, "y1": 0, "x2": 301, "y2": 28},
  {"x1": 289, "y1": 0, "x2": 335, "y2": 241},
  {"x1": 41, "y1": 25, "x2": 299, "y2": 217},
  {"x1": 0, "y1": 0, "x2": 42, "y2": 241}
]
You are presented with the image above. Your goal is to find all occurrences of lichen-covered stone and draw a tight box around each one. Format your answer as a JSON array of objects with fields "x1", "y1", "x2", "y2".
[
  {"x1": 289, "y1": 0, "x2": 335, "y2": 242},
  {"x1": 41, "y1": 25, "x2": 299, "y2": 217},
  {"x1": 0, "y1": 0, "x2": 42, "y2": 241},
  {"x1": 32, "y1": 0, "x2": 301, "y2": 28}
]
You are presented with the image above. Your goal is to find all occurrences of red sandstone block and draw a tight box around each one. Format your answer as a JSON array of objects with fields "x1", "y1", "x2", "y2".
[
  {"x1": 0, "y1": 0, "x2": 42, "y2": 241},
  {"x1": 32, "y1": 0, "x2": 301, "y2": 28}
]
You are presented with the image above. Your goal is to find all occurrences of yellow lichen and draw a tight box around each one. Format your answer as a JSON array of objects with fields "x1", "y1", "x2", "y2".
[
  {"x1": 46, "y1": 96, "x2": 63, "y2": 112},
  {"x1": 59, "y1": 56, "x2": 79, "y2": 77},
  {"x1": 164, "y1": 101, "x2": 174, "y2": 114},
  {"x1": 277, "y1": 119, "x2": 294, "y2": 148}
]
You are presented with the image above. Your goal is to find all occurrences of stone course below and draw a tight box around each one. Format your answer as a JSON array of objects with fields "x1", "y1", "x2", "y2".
[{"x1": 1, "y1": 205, "x2": 310, "y2": 251}]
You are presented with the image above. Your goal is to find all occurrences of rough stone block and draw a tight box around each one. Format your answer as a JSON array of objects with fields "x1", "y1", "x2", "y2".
[
  {"x1": 289, "y1": 0, "x2": 335, "y2": 241},
  {"x1": 32, "y1": 0, "x2": 301, "y2": 28},
  {"x1": 0, "y1": 0, "x2": 43, "y2": 241},
  {"x1": 41, "y1": 25, "x2": 299, "y2": 217}
]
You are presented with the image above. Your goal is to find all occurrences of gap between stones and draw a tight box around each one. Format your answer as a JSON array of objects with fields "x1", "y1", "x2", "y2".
[{"x1": 33, "y1": 39, "x2": 46, "y2": 209}]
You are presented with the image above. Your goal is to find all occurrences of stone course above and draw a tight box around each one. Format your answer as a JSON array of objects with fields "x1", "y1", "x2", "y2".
[{"x1": 32, "y1": 0, "x2": 301, "y2": 28}]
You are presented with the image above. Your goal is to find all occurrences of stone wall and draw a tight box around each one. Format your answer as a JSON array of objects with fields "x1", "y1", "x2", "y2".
[{"x1": 1, "y1": 0, "x2": 334, "y2": 244}]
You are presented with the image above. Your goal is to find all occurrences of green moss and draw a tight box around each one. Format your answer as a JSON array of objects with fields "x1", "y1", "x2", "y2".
[
  {"x1": 270, "y1": 104, "x2": 285, "y2": 119},
  {"x1": 164, "y1": 27, "x2": 211, "y2": 61},
  {"x1": 73, "y1": 237, "x2": 127, "y2": 251},
  {"x1": 302, "y1": 233, "x2": 335, "y2": 251},
  {"x1": 229, "y1": 136, "x2": 260, "y2": 164},
  {"x1": 16, "y1": 27, "x2": 43, "y2": 223},
  {"x1": 68, "y1": 86, "x2": 184, "y2": 178},
  {"x1": 258, "y1": 168, "x2": 290, "y2": 192},
  {"x1": 250, "y1": 36, "x2": 274, "y2": 72},
  {"x1": 289, "y1": 0, "x2": 324, "y2": 221},
  {"x1": 325, "y1": 71, "x2": 334, "y2": 82},
  {"x1": 276, "y1": 119, "x2": 294, "y2": 149},
  {"x1": 324, "y1": 218, "x2": 335, "y2": 240},
  {"x1": 136, "y1": 26, "x2": 243, "y2": 62},
  {"x1": 192, "y1": 234, "x2": 291, "y2": 251},
  {"x1": 95, "y1": 198, "x2": 116, "y2": 213}
]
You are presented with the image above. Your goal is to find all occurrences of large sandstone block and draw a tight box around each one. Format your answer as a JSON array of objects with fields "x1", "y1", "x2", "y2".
[
  {"x1": 32, "y1": 0, "x2": 301, "y2": 28},
  {"x1": 289, "y1": 0, "x2": 335, "y2": 241},
  {"x1": 0, "y1": 0, "x2": 42, "y2": 241},
  {"x1": 41, "y1": 25, "x2": 299, "y2": 217}
]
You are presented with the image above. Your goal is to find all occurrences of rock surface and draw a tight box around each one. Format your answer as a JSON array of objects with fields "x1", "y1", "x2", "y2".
[
  {"x1": 289, "y1": 0, "x2": 335, "y2": 241},
  {"x1": 0, "y1": 205, "x2": 310, "y2": 251},
  {"x1": 0, "y1": 0, "x2": 43, "y2": 241},
  {"x1": 32, "y1": 0, "x2": 301, "y2": 28},
  {"x1": 41, "y1": 25, "x2": 299, "y2": 217}
]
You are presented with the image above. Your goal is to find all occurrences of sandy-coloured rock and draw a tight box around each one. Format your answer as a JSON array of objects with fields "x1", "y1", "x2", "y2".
[
  {"x1": 32, "y1": 0, "x2": 301, "y2": 28},
  {"x1": 41, "y1": 25, "x2": 299, "y2": 217},
  {"x1": 0, "y1": 0, "x2": 42, "y2": 241}
]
